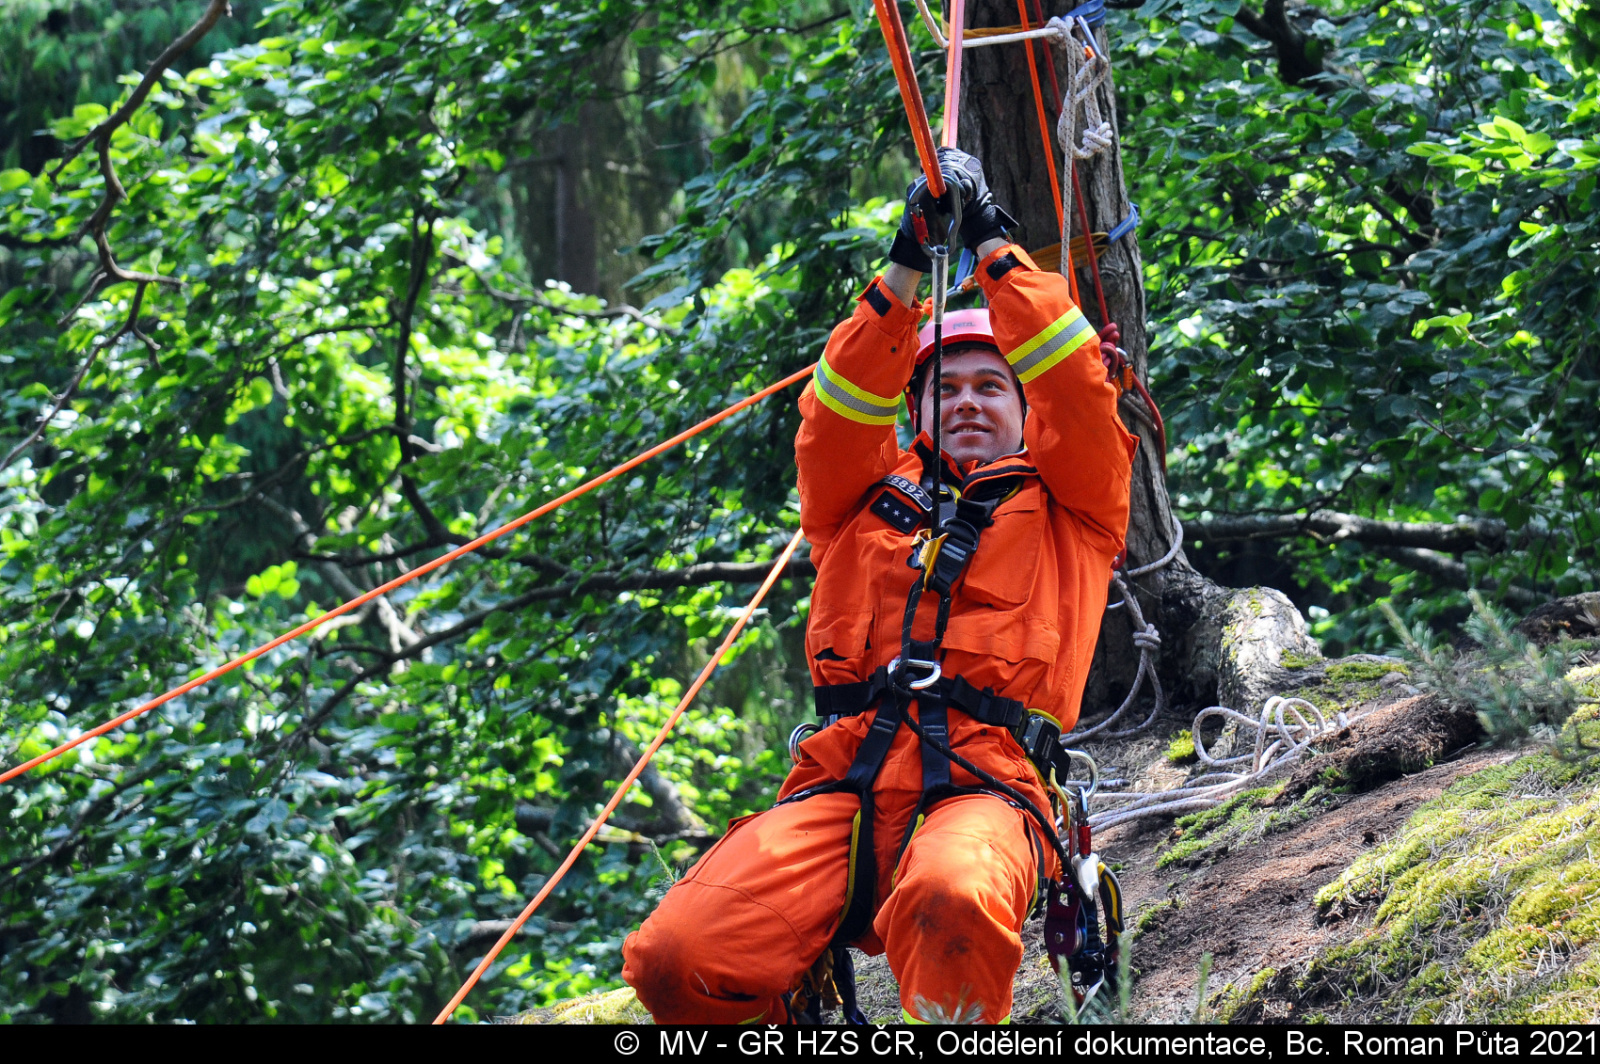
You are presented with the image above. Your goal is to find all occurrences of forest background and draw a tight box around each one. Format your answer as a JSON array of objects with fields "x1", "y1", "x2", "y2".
[{"x1": 1, "y1": 0, "x2": 1597, "y2": 1023}]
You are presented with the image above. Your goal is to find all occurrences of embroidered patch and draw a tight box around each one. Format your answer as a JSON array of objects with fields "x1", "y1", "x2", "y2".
[{"x1": 870, "y1": 490, "x2": 921, "y2": 533}]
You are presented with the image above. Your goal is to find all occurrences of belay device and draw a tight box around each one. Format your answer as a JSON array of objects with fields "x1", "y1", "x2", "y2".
[{"x1": 1044, "y1": 750, "x2": 1125, "y2": 1013}]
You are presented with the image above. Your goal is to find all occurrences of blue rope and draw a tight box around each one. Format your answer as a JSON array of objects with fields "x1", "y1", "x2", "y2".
[{"x1": 954, "y1": 246, "x2": 975, "y2": 288}]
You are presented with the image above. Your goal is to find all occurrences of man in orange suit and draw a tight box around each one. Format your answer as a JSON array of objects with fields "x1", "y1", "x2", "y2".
[{"x1": 622, "y1": 149, "x2": 1135, "y2": 1024}]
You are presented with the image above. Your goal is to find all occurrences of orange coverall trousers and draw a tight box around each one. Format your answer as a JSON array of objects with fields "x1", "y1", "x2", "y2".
[{"x1": 621, "y1": 754, "x2": 1044, "y2": 1024}]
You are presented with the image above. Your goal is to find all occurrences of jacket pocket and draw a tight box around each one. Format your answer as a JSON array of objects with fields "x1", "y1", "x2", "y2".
[{"x1": 959, "y1": 485, "x2": 1044, "y2": 608}]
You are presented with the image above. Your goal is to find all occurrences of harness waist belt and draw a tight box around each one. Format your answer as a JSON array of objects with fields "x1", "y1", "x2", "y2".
[{"x1": 814, "y1": 666, "x2": 1025, "y2": 731}]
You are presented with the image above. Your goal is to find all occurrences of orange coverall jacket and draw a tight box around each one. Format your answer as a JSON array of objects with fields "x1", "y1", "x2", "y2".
[
  {"x1": 789, "y1": 243, "x2": 1136, "y2": 798},
  {"x1": 621, "y1": 245, "x2": 1135, "y2": 1023}
]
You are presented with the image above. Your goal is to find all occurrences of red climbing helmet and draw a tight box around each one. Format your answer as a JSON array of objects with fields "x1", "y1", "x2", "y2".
[{"x1": 914, "y1": 307, "x2": 997, "y2": 368}]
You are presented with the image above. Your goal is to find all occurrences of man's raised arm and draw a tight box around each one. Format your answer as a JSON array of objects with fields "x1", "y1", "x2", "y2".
[
  {"x1": 976, "y1": 244, "x2": 1138, "y2": 544},
  {"x1": 795, "y1": 277, "x2": 920, "y2": 557}
]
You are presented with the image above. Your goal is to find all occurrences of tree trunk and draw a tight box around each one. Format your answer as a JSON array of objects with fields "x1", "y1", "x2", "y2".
[{"x1": 957, "y1": 2, "x2": 1317, "y2": 722}]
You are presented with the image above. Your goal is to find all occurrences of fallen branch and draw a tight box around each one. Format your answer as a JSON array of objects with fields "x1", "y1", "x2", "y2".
[
  {"x1": 1187, "y1": 509, "x2": 1507, "y2": 553},
  {"x1": 1378, "y1": 546, "x2": 1544, "y2": 609}
]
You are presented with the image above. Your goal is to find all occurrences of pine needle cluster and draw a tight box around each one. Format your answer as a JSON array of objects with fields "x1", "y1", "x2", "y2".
[{"x1": 1381, "y1": 592, "x2": 1595, "y2": 751}]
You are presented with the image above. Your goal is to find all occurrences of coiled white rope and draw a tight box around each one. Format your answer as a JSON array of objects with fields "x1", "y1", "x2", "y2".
[
  {"x1": 1053, "y1": 17, "x2": 1114, "y2": 288},
  {"x1": 1084, "y1": 695, "x2": 1374, "y2": 832}
]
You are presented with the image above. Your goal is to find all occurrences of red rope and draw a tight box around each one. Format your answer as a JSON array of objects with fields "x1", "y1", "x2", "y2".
[
  {"x1": 0, "y1": 366, "x2": 816, "y2": 786},
  {"x1": 1072, "y1": 166, "x2": 1111, "y2": 327},
  {"x1": 432, "y1": 528, "x2": 806, "y2": 1024},
  {"x1": 1015, "y1": 0, "x2": 1078, "y2": 306}
]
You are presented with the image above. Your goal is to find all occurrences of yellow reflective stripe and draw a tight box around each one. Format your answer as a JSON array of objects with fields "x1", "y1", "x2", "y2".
[
  {"x1": 840, "y1": 810, "x2": 863, "y2": 919},
  {"x1": 814, "y1": 354, "x2": 901, "y2": 425},
  {"x1": 1007, "y1": 306, "x2": 1096, "y2": 384}
]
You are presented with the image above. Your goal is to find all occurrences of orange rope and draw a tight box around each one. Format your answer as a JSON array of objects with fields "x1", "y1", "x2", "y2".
[
  {"x1": 1014, "y1": 0, "x2": 1077, "y2": 306},
  {"x1": 0, "y1": 366, "x2": 816, "y2": 786},
  {"x1": 873, "y1": 0, "x2": 945, "y2": 199},
  {"x1": 432, "y1": 527, "x2": 806, "y2": 1024}
]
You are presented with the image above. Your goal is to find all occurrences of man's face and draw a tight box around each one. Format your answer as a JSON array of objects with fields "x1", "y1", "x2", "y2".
[{"x1": 917, "y1": 346, "x2": 1026, "y2": 467}]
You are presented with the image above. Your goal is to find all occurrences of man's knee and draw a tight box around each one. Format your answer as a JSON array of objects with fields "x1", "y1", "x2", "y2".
[{"x1": 623, "y1": 882, "x2": 797, "y2": 1023}]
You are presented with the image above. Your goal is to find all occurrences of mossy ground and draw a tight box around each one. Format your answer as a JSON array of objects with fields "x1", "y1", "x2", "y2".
[
  {"x1": 1217, "y1": 715, "x2": 1600, "y2": 1022},
  {"x1": 1314, "y1": 751, "x2": 1600, "y2": 1021},
  {"x1": 1155, "y1": 783, "x2": 1331, "y2": 869}
]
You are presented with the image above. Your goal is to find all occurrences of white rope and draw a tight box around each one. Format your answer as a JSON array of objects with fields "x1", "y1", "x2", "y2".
[
  {"x1": 1084, "y1": 695, "x2": 1374, "y2": 832},
  {"x1": 1056, "y1": 508, "x2": 1371, "y2": 831},
  {"x1": 1053, "y1": 19, "x2": 1113, "y2": 164},
  {"x1": 1052, "y1": 18, "x2": 1113, "y2": 289},
  {"x1": 913, "y1": 0, "x2": 947, "y2": 48}
]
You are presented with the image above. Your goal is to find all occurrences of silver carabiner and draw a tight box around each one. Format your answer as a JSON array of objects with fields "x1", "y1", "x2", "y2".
[
  {"x1": 1063, "y1": 747, "x2": 1101, "y2": 801},
  {"x1": 1074, "y1": 15, "x2": 1100, "y2": 59},
  {"x1": 905, "y1": 659, "x2": 942, "y2": 690},
  {"x1": 788, "y1": 721, "x2": 820, "y2": 763}
]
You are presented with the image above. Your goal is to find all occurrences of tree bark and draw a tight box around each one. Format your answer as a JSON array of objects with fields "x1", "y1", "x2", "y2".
[{"x1": 957, "y1": 2, "x2": 1309, "y2": 723}]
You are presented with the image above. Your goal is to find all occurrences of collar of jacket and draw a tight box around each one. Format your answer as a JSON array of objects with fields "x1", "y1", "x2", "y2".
[{"x1": 910, "y1": 433, "x2": 1039, "y2": 496}]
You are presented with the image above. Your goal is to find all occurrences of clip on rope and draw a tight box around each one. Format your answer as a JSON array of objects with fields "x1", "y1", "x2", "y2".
[
  {"x1": 0, "y1": 365, "x2": 815, "y2": 786},
  {"x1": 433, "y1": 528, "x2": 806, "y2": 1024}
]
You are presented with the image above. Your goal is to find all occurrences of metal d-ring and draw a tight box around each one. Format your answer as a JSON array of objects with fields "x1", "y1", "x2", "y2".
[
  {"x1": 788, "y1": 721, "x2": 820, "y2": 763},
  {"x1": 905, "y1": 659, "x2": 942, "y2": 690}
]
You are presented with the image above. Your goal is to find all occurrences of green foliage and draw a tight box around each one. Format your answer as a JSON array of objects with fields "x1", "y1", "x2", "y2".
[
  {"x1": 1132, "y1": 0, "x2": 1600, "y2": 649},
  {"x1": 1382, "y1": 591, "x2": 1592, "y2": 743},
  {"x1": 0, "y1": 0, "x2": 869, "y2": 1023},
  {"x1": 3, "y1": 0, "x2": 1600, "y2": 1025}
]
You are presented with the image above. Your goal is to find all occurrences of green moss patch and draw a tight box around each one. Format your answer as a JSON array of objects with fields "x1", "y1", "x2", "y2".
[
  {"x1": 1166, "y1": 730, "x2": 1197, "y2": 765},
  {"x1": 511, "y1": 986, "x2": 653, "y2": 1024},
  {"x1": 1156, "y1": 783, "x2": 1329, "y2": 869},
  {"x1": 1303, "y1": 751, "x2": 1600, "y2": 1021},
  {"x1": 1326, "y1": 660, "x2": 1403, "y2": 685}
]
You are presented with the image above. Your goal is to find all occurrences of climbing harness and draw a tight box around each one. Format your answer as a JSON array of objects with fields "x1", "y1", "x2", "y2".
[
  {"x1": 433, "y1": 530, "x2": 807, "y2": 1024},
  {"x1": 848, "y1": 0, "x2": 1151, "y2": 1022},
  {"x1": 0, "y1": 365, "x2": 814, "y2": 785}
]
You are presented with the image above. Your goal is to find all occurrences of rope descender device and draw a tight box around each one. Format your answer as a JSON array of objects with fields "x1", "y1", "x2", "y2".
[{"x1": 1044, "y1": 748, "x2": 1124, "y2": 1016}]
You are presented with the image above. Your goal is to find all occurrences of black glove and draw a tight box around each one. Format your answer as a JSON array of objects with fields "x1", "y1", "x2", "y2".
[{"x1": 887, "y1": 147, "x2": 1018, "y2": 272}]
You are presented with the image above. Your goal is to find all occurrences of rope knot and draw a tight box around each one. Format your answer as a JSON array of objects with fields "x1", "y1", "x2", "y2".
[{"x1": 1132, "y1": 625, "x2": 1160, "y2": 652}]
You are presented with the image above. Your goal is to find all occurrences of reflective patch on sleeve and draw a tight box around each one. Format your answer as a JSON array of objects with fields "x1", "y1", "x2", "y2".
[
  {"x1": 813, "y1": 354, "x2": 902, "y2": 425},
  {"x1": 1007, "y1": 305, "x2": 1096, "y2": 384}
]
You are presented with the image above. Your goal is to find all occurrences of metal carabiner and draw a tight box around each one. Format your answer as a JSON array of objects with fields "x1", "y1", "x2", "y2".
[
  {"x1": 1064, "y1": 747, "x2": 1101, "y2": 801},
  {"x1": 1073, "y1": 15, "x2": 1100, "y2": 60},
  {"x1": 904, "y1": 659, "x2": 942, "y2": 691},
  {"x1": 788, "y1": 721, "x2": 820, "y2": 763}
]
